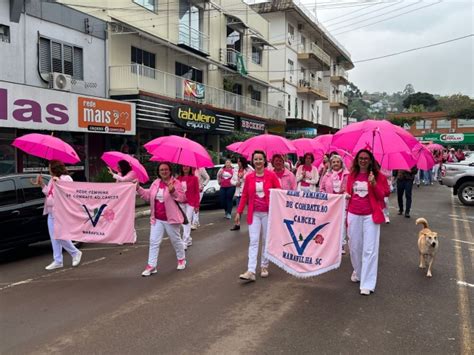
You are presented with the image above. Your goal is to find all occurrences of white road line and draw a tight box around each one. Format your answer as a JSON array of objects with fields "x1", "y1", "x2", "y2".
[
  {"x1": 0, "y1": 279, "x2": 33, "y2": 291},
  {"x1": 457, "y1": 281, "x2": 474, "y2": 288},
  {"x1": 450, "y1": 214, "x2": 474, "y2": 220},
  {"x1": 452, "y1": 239, "x2": 474, "y2": 245}
]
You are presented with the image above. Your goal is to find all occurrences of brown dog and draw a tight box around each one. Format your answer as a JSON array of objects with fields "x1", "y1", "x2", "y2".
[{"x1": 416, "y1": 218, "x2": 439, "y2": 278}]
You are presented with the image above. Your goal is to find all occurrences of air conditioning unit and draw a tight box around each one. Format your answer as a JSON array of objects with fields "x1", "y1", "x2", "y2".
[{"x1": 49, "y1": 72, "x2": 71, "y2": 91}]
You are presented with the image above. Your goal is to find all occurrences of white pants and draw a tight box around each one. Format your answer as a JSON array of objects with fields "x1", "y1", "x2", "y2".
[
  {"x1": 432, "y1": 164, "x2": 440, "y2": 181},
  {"x1": 47, "y1": 214, "x2": 80, "y2": 264},
  {"x1": 180, "y1": 203, "x2": 194, "y2": 246},
  {"x1": 383, "y1": 197, "x2": 390, "y2": 218},
  {"x1": 247, "y1": 212, "x2": 269, "y2": 273},
  {"x1": 192, "y1": 192, "x2": 204, "y2": 226},
  {"x1": 347, "y1": 212, "x2": 381, "y2": 291},
  {"x1": 147, "y1": 220, "x2": 185, "y2": 268}
]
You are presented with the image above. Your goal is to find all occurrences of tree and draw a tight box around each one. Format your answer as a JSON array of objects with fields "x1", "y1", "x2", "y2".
[
  {"x1": 403, "y1": 92, "x2": 439, "y2": 111},
  {"x1": 438, "y1": 94, "x2": 474, "y2": 115},
  {"x1": 402, "y1": 84, "x2": 415, "y2": 97},
  {"x1": 389, "y1": 116, "x2": 417, "y2": 127}
]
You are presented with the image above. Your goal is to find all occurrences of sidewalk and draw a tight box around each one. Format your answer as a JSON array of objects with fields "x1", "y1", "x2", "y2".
[{"x1": 135, "y1": 205, "x2": 150, "y2": 219}]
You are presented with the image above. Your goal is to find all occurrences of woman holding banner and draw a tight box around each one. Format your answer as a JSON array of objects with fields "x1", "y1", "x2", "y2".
[
  {"x1": 346, "y1": 149, "x2": 389, "y2": 295},
  {"x1": 177, "y1": 166, "x2": 200, "y2": 249},
  {"x1": 236, "y1": 150, "x2": 281, "y2": 281},
  {"x1": 33, "y1": 160, "x2": 82, "y2": 270},
  {"x1": 296, "y1": 153, "x2": 319, "y2": 192},
  {"x1": 271, "y1": 154, "x2": 296, "y2": 190},
  {"x1": 137, "y1": 162, "x2": 187, "y2": 277},
  {"x1": 108, "y1": 160, "x2": 138, "y2": 182}
]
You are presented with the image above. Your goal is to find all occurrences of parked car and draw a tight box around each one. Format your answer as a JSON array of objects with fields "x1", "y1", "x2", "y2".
[
  {"x1": 0, "y1": 173, "x2": 52, "y2": 250},
  {"x1": 440, "y1": 155, "x2": 474, "y2": 206},
  {"x1": 200, "y1": 164, "x2": 238, "y2": 207}
]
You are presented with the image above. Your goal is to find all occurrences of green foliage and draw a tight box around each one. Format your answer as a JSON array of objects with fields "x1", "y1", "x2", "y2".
[
  {"x1": 403, "y1": 92, "x2": 439, "y2": 111},
  {"x1": 448, "y1": 106, "x2": 474, "y2": 119},
  {"x1": 220, "y1": 131, "x2": 255, "y2": 148},
  {"x1": 388, "y1": 116, "x2": 418, "y2": 127},
  {"x1": 206, "y1": 149, "x2": 219, "y2": 164},
  {"x1": 438, "y1": 94, "x2": 474, "y2": 117},
  {"x1": 92, "y1": 167, "x2": 114, "y2": 182}
]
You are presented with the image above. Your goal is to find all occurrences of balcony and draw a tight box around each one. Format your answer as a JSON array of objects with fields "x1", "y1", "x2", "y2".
[
  {"x1": 178, "y1": 23, "x2": 209, "y2": 56},
  {"x1": 297, "y1": 77, "x2": 329, "y2": 100},
  {"x1": 330, "y1": 67, "x2": 349, "y2": 85},
  {"x1": 330, "y1": 94, "x2": 349, "y2": 108},
  {"x1": 297, "y1": 43, "x2": 331, "y2": 70},
  {"x1": 109, "y1": 64, "x2": 285, "y2": 122}
]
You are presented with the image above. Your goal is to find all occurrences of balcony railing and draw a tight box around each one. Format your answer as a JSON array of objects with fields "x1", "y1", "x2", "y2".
[
  {"x1": 332, "y1": 66, "x2": 348, "y2": 79},
  {"x1": 297, "y1": 43, "x2": 331, "y2": 68},
  {"x1": 226, "y1": 48, "x2": 247, "y2": 68},
  {"x1": 178, "y1": 23, "x2": 209, "y2": 55},
  {"x1": 109, "y1": 64, "x2": 285, "y2": 121},
  {"x1": 297, "y1": 76, "x2": 329, "y2": 99},
  {"x1": 330, "y1": 94, "x2": 348, "y2": 106}
]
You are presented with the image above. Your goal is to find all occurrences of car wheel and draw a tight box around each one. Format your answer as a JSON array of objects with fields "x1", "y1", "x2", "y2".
[{"x1": 457, "y1": 182, "x2": 474, "y2": 206}]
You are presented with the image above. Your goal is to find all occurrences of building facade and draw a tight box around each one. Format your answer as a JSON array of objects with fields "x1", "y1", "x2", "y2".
[
  {"x1": 249, "y1": 0, "x2": 354, "y2": 136},
  {"x1": 0, "y1": 0, "x2": 136, "y2": 179}
]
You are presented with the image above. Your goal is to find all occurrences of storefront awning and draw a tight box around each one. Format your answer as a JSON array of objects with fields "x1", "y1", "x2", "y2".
[{"x1": 250, "y1": 34, "x2": 275, "y2": 49}]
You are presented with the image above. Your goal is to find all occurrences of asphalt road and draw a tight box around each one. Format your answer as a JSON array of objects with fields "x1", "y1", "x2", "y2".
[{"x1": 0, "y1": 184, "x2": 472, "y2": 354}]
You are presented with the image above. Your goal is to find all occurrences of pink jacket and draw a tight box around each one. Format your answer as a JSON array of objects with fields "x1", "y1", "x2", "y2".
[
  {"x1": 42, "y1": 175, "x2": 73, "y2": 215},
  {"x1": 296, "y1": 165, "x2": 319, "y2": 192},
  {"x1": 319, "y1": 169, "x2": 349, "y2": 194},
  {"x1": 137, "y1": 178, "x2": 186, "y2": 225},
  {"x1": 113, "y1": 170, "x2": 138, "y2": 182},
  {"x1": 273, "y1": 168, "x2": 296, "y2": 190},
  {"x1": 237, "y1": 170, "x2": 281, "y2": 225},
  {"x1": 177, "y1": 175, "x2": 200, "y2": 209}
]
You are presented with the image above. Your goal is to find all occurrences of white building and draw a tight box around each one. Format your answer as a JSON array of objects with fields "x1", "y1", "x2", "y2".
[{"x1": 249, "y1": 0, "x2": 354, "y2": 135}]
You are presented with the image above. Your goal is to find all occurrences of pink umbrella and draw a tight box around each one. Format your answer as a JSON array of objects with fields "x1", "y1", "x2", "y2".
[
  {"x1": 313, "y1": 134, "x2": 333, "y2": 153},
  {"x1": 292, "y1": 138, "x2": 321, "y2": 157},
  {"x1": 226, "y1": 142, "x2": 247, "y2": 157},
  {"x1": 413, "y1": 145, "x2": 436, "y2": 170},
  {"x1": 101, "y1": 151, "x2": 149, "y2": 183},
  {"x1": 145, "y1": 135, "x2": 213, "y2": 168},
  {"x1": 234, "y1": 134, "x2": 296, "y2": 159},
  {"x1": 374, "y1": 151, "x2": 416, "y2": 170},
  {"x1": 426, "y1": 143, "x2": 444, "y2": 152},
  {"x1": 12, "y1": 133, "x2": 80, "y2": 164},
  {"x1": 331, "y1": 120, "x2": 420, "y2": 166}
]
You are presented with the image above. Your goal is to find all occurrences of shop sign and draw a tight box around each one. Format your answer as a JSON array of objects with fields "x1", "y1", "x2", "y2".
[
  {"x1": 287, "y1": 128, "x2": 317, "y2": 137},
  {"x1": 440, "y1": 133, "x2": 464, "y2": 143},
  {"x1": 0, "y1": 81, "x2": 135, "y2": 135},
  {"x1": 241, "y1": 118, "x2": 265, "y2": 133},
  {"x1": 169, "y1": 105, "x2": 219, "y2": 131}
]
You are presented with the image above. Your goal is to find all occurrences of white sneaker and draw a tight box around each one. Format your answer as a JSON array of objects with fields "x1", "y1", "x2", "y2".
[
  {"x1": 351, "y1": 271, "x2": 360, "y2": 283},
  {"x1": 45, "y1": 261, "x2": 63, "y2": 270},
  {"x1": 187, "y1": 240, "x2": 193, "y2": 247},
  {"x1": 177, "y1": 259, "x2": 186, "y2": 270},
  {"x1": 191, "y1": 225, "x2": 197, "y2": 230},
  {"x1": 141, "y1": 265, "x2": 157, "y2": 277},
  {"x1": 72, "y1": 250, "x2": 82, "y2": 267},
  {"x1": 360, "y1": 289, "x2": 371, "y2": 296},
  {"x1": 239, "y1": 271, "x2": 256, "y2": 281},
  {"x1": 260, "y1": 267, "x2": 269, "y2": 278}
]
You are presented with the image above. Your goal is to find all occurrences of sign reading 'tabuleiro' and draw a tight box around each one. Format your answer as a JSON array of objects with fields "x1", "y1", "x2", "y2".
[{"x1": 170, "y1": 105, "x2": 219, "y2": 132}]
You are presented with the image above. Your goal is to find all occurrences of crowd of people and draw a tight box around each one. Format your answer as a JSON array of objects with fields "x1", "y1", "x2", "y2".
[{"x1": 35, "y1": 145, "x2": 468, "y2": 296}]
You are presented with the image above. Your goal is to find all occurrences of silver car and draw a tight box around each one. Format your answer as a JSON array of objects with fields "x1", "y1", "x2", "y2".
[{"x1": 441, "y1": 155, "x2": 474, "y2": 206}]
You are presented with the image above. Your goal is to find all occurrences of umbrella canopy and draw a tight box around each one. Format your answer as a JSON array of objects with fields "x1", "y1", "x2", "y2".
[
  {"x1": 414, "y1": 145, "x2": 436, "y2": 170},
  {"x1": 313, "y1": 134, "x2": 334, "y2": 153},
  {"x1": 292, "y1": 138, "x2": 321, "y2": 157},
  {"x1": 226, "y1": 142, "x2": 246, "y2": 157},
  {"x1": 12, "y1": 133, "x2": 80, "y2": 164},
  {"x1": 101, "y1": 151, "x2": 149, "y2": 183},
  {"x1": 331, "y1": 120, "x2": 420, "y2": 166},
  {"x1": 145, "y1": 135, "x2": 213, "y2": 168},
  {"x1": 426, "y1": 143, "x2": 444, "y2": 152},
  {"x1": 233, "y1": 134, "x2": 296, "y2": 159}
]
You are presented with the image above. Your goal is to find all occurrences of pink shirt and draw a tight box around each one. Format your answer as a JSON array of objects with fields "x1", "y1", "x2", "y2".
[
  {"x1": 219, "y1": 167, "x2": 234, "y2": 188},
  {"x1": 300, "y1": 165, "x2": 312, "y2": 187},
  {"x1": 253, "y1": 175, "x2": 268, "y2": 212},
  {"x1": 348, "y1": 172, "x2": 372, "y2": 215},
  {"x1": 154, "y1": 181, "x2": 168, "y2": 221}
]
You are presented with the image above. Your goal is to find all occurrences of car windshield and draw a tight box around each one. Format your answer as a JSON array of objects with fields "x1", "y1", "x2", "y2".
[{"x1": 206, "y1": 167, "x2": 220, "y2": 180}]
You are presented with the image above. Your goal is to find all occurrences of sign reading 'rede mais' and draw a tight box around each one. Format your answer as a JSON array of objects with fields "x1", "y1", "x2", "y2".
[
  {"x1": 170, "y1": 105, "x2": 219, "y2": 132},
  {"x1": 0, "y1": 81, "x2": 135, "y2": 135}
]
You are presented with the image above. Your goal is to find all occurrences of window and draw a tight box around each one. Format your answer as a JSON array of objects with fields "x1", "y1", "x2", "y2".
[
  {"x1": 133, "y1": 0, "x2": 155, "y2": 11},
  {"x1": 131, "y1": 46, "x2": 156, "y2": 78},
  {"x1": 175, "y1": 62, "x2": 202, "y2": 83},
  {"x1": 332, "y1": 111, "x2": 335, "y2": 127},
  {"x1": 415, "y1": 120, "x2": 432, "y2": 129},
  {"x1": 0, "y1": 24, "x2": 10, "y2": 43},
  {"x1": 294, "y1": 97, "x2": 298, "y2": 118},
  {"x1": 0, "y1": 179, "x2": 17, "y2": 206},
  {"x1": 457, "y1": 119, "x2": 474, "y2": 128},
  {"x1": 288, "y1": 24, "x2": 294, "y2": 39},
  {"x1": 251, "y1": 89, "x2": 261, "y2": 107},
  {"x1": 19, "y1": 177, "x2": 50, "y2": 202},
  {"x1": 288, "y1": 95, "x2": 291, "y2": 116},
  {"x1": 39, "y1": 37, "x2": 83, "y2": 80},
  {"x1": 288, "y1": 59, "x2": 294, "y2": 75},
  {"x1": 436, "y1": 119, "x2": 451, "y2": 129},
  {"x1": 301, "y1": 99, "x2": 304, "y2": 118},
  {"x1": 251, "y1": 45, "x2": 262, "y2": 65},
  {"x1": 300, "y1": 36, "x2": 306, "y2": 51},
  {"x1": 179, "y1": 0, "x2": 204, "y2": 51}
]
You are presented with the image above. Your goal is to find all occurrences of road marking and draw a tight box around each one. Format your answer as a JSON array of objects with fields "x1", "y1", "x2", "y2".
[
  {"x1": 450, "y1": 217, "x2": 473, "y2": 223},
  {"x1": 450, "y1": 214, "x2": 474, "y2": 220},
  {"x1": 451, "y1": 195, "x2": 472, "y2": 355},
  {"x1": 81, "y1": 245, "x2": 147, "y2": 251},
  {"x1": 457, "y1": 281, "x2": 474, "y2": 288},
  {"x1": 452, "y1": 239, "x2": 474, "y2": 245},
  {"x1": 0, "y1": 279, "x2": 33, "y2": 291}
]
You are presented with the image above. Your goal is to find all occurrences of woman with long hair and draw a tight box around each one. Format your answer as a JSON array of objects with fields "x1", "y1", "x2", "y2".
[
  {"x1": 108, "y1": 160, "x2": 137, "y2": 182},
  {"x1": 33, "y1": 160, "x2": 82, "y2": 270},
  {"x1": 230, "y1": 156, "x2": 253, "y2": 231},
  {"x1": 346, "y1": 149, "x2": 389, "y2": 295},
  {"x1": 137, "y1": 162, "x2": 187, "y2": 277},
  {"x1": 271, "y1": 154, "x2": 296, "y2": 190},
  {"x1": 235, "y1": 150, "x2": 281, "y2": 281},
  {"x1": 177, "y1": 165, "x2": 200, "y2": 249},
  {"x1": 295, "y1": 152, "x2": 319, "y2": 192},
  {"x1": 217, "y1": 159, "x2": 237, "y2": 219},
  {"x1": 191, "y1": 167, "x2": 210, "y2": 230}
]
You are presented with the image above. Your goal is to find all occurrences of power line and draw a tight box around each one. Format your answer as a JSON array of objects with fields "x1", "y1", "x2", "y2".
[
  {"x1": 333, "y1": 0, "x2": 442, "y2": 35},
  {"x1": 323, "y1": 1, "x2": 386, "y2": 23}
]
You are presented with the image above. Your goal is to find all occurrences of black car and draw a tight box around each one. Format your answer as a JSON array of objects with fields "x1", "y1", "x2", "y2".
[{"x1": 0, "y1": 173, "x2": 51, "y2": 251}]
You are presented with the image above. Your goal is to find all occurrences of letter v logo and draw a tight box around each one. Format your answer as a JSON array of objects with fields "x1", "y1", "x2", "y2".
[
  {"x1": 82, "y1": 204, "x2": 108, "y2": 227},
  {"x1": 283, "y1": 219, "x2": 330, "y2": 256}
]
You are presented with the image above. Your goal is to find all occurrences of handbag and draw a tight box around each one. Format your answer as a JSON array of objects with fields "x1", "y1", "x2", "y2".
[{"x1": 174, "y1": 201, "x2": 189, "y2": 225}]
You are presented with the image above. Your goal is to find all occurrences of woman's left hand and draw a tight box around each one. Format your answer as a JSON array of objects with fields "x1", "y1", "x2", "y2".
[
  {"x1": 52, "y1": 176, "x2": 59, "y2": 182},
  {"x1": 167, "y1": 181, "x2": 176, "y2": 194},
  {"x1": 368, "y1": 171, "x2": 376, "y2": 186}
]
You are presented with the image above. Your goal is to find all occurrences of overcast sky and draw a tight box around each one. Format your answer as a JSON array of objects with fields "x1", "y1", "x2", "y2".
[{"x1": 307, "y1": 0, "x2": 473, "y2": 96}]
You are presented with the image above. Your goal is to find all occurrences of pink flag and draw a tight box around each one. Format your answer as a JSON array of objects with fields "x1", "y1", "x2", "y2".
[
  {"x1": 53, "y1": 181, "x2": 136, "y2": 244},
  {"x1": 266, "y1": 189, "x2": 346, "y2": 278}
]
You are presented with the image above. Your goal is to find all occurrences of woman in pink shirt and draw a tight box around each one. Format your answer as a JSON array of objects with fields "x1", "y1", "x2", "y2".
[
  {"x1": 33, "y1": 160, "x2": 82, "y2": 270},
  {"x1": 230, "y1": 157, "x2": 253, "y2": 231},
  {"x1": 296, "y1": 153, "x2": 319, "y2": 192},
  {"x1": 236, "y1": 150, "x2": 281, "y2": 282},
  {"x1": 108, "y1": 160, "x2": 138, "y2": 183},
  {"x1": 177, "y1": 166, "x2": 200, "y2": 249},
  {"x1": 217, "y1": 159, "x2": 237, "y2": 219},
  {"x1": 271, "y1": 154, "x2": 296, "y2": 190},
  {"x1": 137, "y1": 162, "x2": 187, "y2": 277},
  {"x1": 346, "y1": 149, "x2": 389, "y2": 296}
]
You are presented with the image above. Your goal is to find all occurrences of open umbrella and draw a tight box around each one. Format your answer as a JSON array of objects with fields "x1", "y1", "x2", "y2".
[
  {"x1": 413, "y1": 145, "x2": 436, "y2": 170},
  {"x1": 426, "y1": 143, "x2": 444, "y2": 152},
  {"x1": 313, "y1": 134, "x2": 334, "y2": 153},
  {"x1": 233, "y1": 134, "x2": 296, "y2": 159},
  {"x1": 145, "y1": 135, "x2": 213, "y2": 168},
  {"x1": 226, "y1": 142, "x2": 245, "y2": 156},
  {"x1": 292, "y1": 138, "x2": 321, "y2": 157},
  {"x1": 101, "y1": 151, "x2": 149, "y2": 183},
  {"x1": 12, "y1": 133, "x2": 80, "y2": 164}
]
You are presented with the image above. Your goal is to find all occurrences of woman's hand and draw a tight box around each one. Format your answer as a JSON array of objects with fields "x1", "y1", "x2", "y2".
[
  {"x1": 234, "y1": 213, "x2": 240, "y2": 225},
  {"x1": 135, "y1": 181, "x2": 140, "y2": 191},
  {"x1": 107, "y1": 167, "x2": 113, "y2": 175},
  {"x1": 368, "y1": 171, "x2": 376, "y2": 186},
  {"x1": 31, "y1": 174, "x2": 44, "y2": 187},
  {"x1": 52, "y1": 176, "x2": 59, "y2": 182},
  {"x1": 167, "y1": 181, "x2": 176, "y2": 194}
]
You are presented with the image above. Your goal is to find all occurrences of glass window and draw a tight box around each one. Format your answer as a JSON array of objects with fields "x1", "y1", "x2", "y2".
[
  {"x1": 436, "y1": 119, "x2": 451, "y2": 129},
  {"x1": 39, "y1": 37, "x2": 83, "y2": 79},
  {"x1": 251, "y1": 45, "x2": 262, "y2": 65},
  {"x1": 458, "y1": 119, "x2": 474, "y2": 128},
  {"x1": 18, "y1": 177, "x2": 50, "y2": 202},
  {"x1": 288, "y1": 59, "x2": 294, "y2": 75},
  {"x1": 288, "y1": 24, "x2": 294, "y2": 38},
  {"x1": 131, "y1": 46, "x2": 156, "y2": 78},
  {"x1": 0, "y1": 131, "x2": 16, "y2": 174},
  {"x1": 134, "y1": 0, "x2": 155, "y2": 11},
  {"x1": 0, "y1": 179, "x2": 17, "y2": 206},
  {"x1": 288, "y1": 95, "x2": 291, "y2": 116},
  {"x1": 416, "y1": 120, "x2": 432, "y2": 129},
  {"x1": 0, "y1": 24, "x2": 10, "y2": 43},
  {"x1": 300, "y1": 36, "x2": 306, "y2": 51},
  {"x1": 175, "y1": 62, "x2": 203, "y2": 83},
  {"x1": 251, "y1": 89, "x2": 261, "y2": 102}
]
